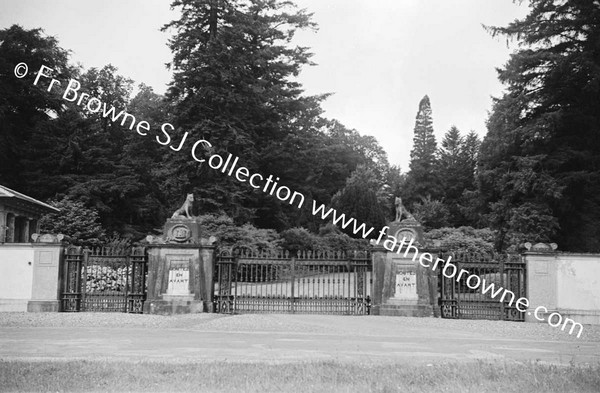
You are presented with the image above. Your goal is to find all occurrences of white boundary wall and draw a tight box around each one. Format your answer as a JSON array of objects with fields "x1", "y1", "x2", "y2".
[{"x1": 526, "y1": 252, "x2": 600, "y2": 324}]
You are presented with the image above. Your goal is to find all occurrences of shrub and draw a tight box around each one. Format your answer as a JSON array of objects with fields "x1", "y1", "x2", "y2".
[
  {"x1": 196, "y1": 214, "x2": 281, "y2": 251},
  {"x1": 412, "y1": 196, "x2": 450, "y2": 229},
  {"x1": 280, "y1": 227, "x2": 314, "y2": 253},
  {"x1": 39, "y1": 196, "x2": 106, "y2": 245},
  {"x1": 316, "y1": 233, "x2": 369, "y2": 251},
  {"x1": 425, "y1": 226, "x2": 495, "y2": 254},
  {"x1": 280, "y1": 226, "x2": 368, "y2": 253}
]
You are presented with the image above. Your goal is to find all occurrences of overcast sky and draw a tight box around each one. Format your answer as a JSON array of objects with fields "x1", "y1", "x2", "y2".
[{"x1": 1, "y1": 0, "x2": 529, "y2": 169}]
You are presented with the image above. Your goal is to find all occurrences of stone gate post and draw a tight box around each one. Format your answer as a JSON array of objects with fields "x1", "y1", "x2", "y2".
[
  {"x1": 370, "y1": 218, "x2": 436, "y2": 317},
  {"x1": 143, "y1": 218, "x2": 217, "y2": 315},
  {"x1": 28, "y1": 234, "x2": 66, "y2": 312}
]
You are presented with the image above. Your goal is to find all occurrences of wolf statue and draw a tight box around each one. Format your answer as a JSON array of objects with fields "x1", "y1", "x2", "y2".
[
  {"x1": 171, "y1": 193, "x2": 194, "y2": 219},
  {"x1": 394, "y1": 197, "x2": 414, "y2": 222}
]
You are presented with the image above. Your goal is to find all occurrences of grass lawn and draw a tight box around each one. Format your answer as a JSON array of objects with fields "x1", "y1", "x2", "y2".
[{"x1": 1, "y1": 360, "x2": 599, "y2": 393}]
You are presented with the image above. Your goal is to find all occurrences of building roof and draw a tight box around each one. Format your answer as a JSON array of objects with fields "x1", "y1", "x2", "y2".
[{"x1": 0, "y1": 185, "x2": 60, "y2": 213}]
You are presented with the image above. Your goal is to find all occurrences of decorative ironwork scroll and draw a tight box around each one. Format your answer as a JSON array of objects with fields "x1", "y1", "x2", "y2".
[{"x1": 438, "y1": 251, "x2": 526, "y2": 321}]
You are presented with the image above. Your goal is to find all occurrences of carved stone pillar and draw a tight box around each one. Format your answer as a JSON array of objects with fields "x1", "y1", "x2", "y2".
[
  {"x1": 143, "y1": 218, "x2": 218, "y2": 315},
  {"x1": 28, "y1": 233, "x2": 66, "y2": 312},
  {"x1": 28, "y1": 219, "x2": 38, "y2": 242},
  {"x1": 0, "y1": 211, "x2": 6, "y2": 243},
  {"x1": 370, "y1": 217, "x2": 434, "y2": 317},
  {"x1": 6, "y1": 213, "x2": 15, "y2": 243},
  {"x1": 22, "y1": 219, "x2": 30, "y2": 243}
]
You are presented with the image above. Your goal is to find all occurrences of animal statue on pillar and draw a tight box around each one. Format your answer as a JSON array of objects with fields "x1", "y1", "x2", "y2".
[
  {"x1": 394, "y1": 197, "x2": 414, "y2": 222},
  {"x1": 171, "y1": 193, "x2": 194, "y2": 219}
]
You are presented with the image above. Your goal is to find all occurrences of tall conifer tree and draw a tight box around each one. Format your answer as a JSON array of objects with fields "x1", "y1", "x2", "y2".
[
  {"x1": 404, "y1": 95, "x2": 440, "y2": 204},
  {"x1": 161, "y1": 0, "x2": 317, "y2": 224},
  {"x1": 437, "y1": 126, "x2": 480, "y2": 226},
  {"x1": 480, "y1": 0, "x2": 600, "y2": 251}
]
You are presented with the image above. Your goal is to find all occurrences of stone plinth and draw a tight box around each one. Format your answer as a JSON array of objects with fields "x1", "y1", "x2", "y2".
[
  {"x1": 387, "y1": 219, "x2": 424, "y2": 247},
  {"x1": 163, "y1": 218, "x2": 205, "y2": 244},
  {"x1": 371, "y1": 246, "x2": 436, "y2": 317}
]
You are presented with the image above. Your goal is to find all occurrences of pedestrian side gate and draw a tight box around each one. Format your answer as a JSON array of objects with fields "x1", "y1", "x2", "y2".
[
  {"x1": 438, "y1": 251, "x2": 526, "y2": 321},
  {"x1": 214, "y1": 248, "x2": 372, "y2": 315},
  {"x1": 60, "y1": 246, "x2": 147, "y2": 313}
]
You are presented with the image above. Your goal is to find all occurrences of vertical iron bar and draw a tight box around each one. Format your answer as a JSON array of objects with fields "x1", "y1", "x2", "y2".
[
  {"x1": 348, "y1": 260, "x2": 352, "y2": 314},
  {"x1": 454, "y1": 259, "x2": 459, "y2": 318},
  {"x1": 124, "y1": 253, "x2": 131, "y2": 313},
  {"x1": 81, "y1": 249, "x2": 89, "y2": 312},
  {"x1": 290, "y1": 258, "x2": 295, "y2": 313},
  {"x1": 500, "y1": 256, "x2": 505, "y2": 320}
]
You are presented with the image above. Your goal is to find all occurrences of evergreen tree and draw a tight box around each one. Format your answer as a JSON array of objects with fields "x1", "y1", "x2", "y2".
[
  {"x1": 479, "y1": 95, "x2": 561, "y2": 250},
  {"x1": 0, "y1": 25, "x2": 76, "y2": 192},
  {"x1": 480, "y1": 0, "x2": 600, "y2": 251},
  {"x1": 0, "y1": 17, "x2": 394, "y2": 239},
  {"x1": 412, "y1": 195, "x2": 450, "y2": 230},
  {"x1": 122, "y1": 84, "x2": 170, "y2": 233},
  {"x1": 437, "y1": 127, "x2": 481, "y2": 226},
  {"x1": 439, "y1": 126, "x2": 463, "y2": 166},
  {"x1": 162, "y1": 0, "x2": 391, "y2": 232},
  {"x1": 462, "y1": 131, "x2": 480, "y2": 172},
  {"x1": 385, "y1": 164, "x2": 406, "y2": 211},
  {"x1": 39, "y1": 196, "x2": 106, "y2": 246},
  {"x1": 458, "y1": 130, "x2": 483, "y2": 227},
  {"x1": 410, "y1": 96, "x2": 437, "y2": 173},
  {"x1": 161, "y1": 0, "x2": 317, "y2": 224},
  {"x1": 404, "y1": 95, "x2": 440, "y2": 205},
  {"x1": 331, "y1": 165, "x2": 390, "y2": 238},
  {"x1": 437, "y1": 126, "x2": 464, "y2": 225}
]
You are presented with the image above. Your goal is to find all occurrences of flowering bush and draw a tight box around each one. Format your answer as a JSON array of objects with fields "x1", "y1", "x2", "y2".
[{"x1": 84, "y1": 265, "x2": 130, "y2": 293}]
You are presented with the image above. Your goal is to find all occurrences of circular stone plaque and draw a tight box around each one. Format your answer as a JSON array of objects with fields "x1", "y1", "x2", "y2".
[
  {"x1": 169, "y1": 224, "x2": 191, "y2": 243},
  {"x1": 395, "y1": 228, "x2": 416, "y2": 242}
]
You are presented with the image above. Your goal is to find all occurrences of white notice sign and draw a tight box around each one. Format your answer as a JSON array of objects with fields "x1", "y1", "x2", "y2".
[
  {"x1": 167, "y1": 263, "x2": 190, "y2": 295},
  {"x1": 394, "y1": 271, "x2": 417, "y2": 299}
]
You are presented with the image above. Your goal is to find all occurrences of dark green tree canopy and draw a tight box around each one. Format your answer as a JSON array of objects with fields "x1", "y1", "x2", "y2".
[
  {"x1": 331, "y1": 164, "x2": 390, "y2": 238},
  {"x1": 436, "y1": 126, "x2": 481, "y2": 227},
  {"x1": 0, "y1": 25, "x2": 77, "y2": 190},
  {"x1": 0, "y1": 12, "x2": 392, "y2": 242},
  {"x1": 39, "y1": 196, "x2": 106, "y2": 246},
  {"x1": 480, "y1": 0, "x2": 600, "y2": 251},
  {"x1": 160, "y1": 0, "x2": 320, "y2": 223}
]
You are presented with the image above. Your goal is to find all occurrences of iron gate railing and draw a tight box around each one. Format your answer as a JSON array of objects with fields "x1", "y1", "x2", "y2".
[
  {"x1": 438, "y1": 251, "x2": 526, "y2": 321},
  {"x1": 61, "y1": 246, "x2": 147, "y2": 313},
  {"x1": 214, "y1": 248, "x2": 372, "y2": 315}
]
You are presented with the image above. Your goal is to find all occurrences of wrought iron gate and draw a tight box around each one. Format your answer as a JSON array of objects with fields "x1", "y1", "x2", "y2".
[
  {"x1": 61, "y1": 246, "x2": 147, "y2": 313},
  {"x1": 214, "y1": 249, "x2": 372, "y2": 315},
  {"x1": 438, "y1": 251, "x2": 526, "y2": 321}
]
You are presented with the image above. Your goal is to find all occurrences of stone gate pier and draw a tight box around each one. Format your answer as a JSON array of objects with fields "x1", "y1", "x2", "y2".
[
  {"x1": 370, "y1": 213, "x2": 437, "y2": 317},
  {"x1": 144, "y1": 218, "x2": 217, "y2": 315}
]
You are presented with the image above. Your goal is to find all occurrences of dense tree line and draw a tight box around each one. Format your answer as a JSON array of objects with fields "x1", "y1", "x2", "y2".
[
  {"x1": 0, "y1": 2, "x2": 393, "y2": 242},
  {"x1": 398, "y1": 0, "x2": 600, "y2": 252},
  {"x1": 399, "y1": 95, "x2": 482, "y2": 230},
  {"x1": 1, "y1": 0, "x2": 598, "y2": 253},
  {"x1": 479, "y1": 0, "x2": 600, "y2": 252}
]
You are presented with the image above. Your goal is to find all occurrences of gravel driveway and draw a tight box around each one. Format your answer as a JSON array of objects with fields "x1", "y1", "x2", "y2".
[{"x1": 1, "y1": 312, "x2": 599, "y2": 342}]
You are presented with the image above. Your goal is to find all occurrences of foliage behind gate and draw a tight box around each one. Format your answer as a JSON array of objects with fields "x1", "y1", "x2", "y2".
[{"x1": 61, "y1": 246, "x2": 147, "y2": 313}]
